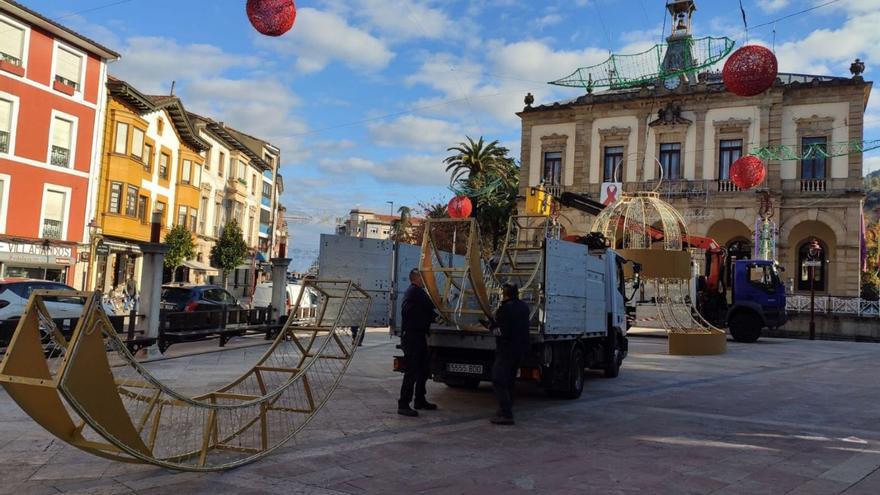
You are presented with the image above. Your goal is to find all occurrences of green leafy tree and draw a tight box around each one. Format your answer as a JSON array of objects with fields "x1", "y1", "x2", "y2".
[
  {"x1": 444, "y1": 136, "x2": 514, "y2": 185},
  {"x1": 390, "y1": 205, "x2": 414, "y2": 244},
  {"x1": 210, "y1": 219, "x2": 248, "y2": 287},
  {"x1": 164, "y1": 225, "x2": 195, "y2": 282}
]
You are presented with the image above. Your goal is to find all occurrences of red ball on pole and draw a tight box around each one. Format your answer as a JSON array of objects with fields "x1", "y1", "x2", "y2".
[
  {"x1": 247, "y1": 0, "x2": 297, "y2": 37},
  {"x1": 730, "y1": 155, "x2": 766, "y2": 190},
  {"x1": 447, "y1": 196, "x2": 473, "y2": 219},
  {"x1": 722, "y1": 45, "x2": 778, "y2": 97}
]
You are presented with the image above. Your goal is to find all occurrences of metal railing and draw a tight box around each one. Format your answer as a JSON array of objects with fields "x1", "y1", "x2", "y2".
[
  {"x1": 0, "y1": 130, "x2": 9, "y2": 153},
  {"x1": 0, "y1": 51, "x2": 21, "y2": 67},
  {"x1": 50, "y1": 146, "x2": 70, "y2": 167},
  {"x1": 41, "y1": 219, "x2": 63, "y2": 239},
  {"x1": 54, "y1": 74, "x2": 79, "y2": 92},
  {"x1": 786, "y1": 295, "x2": 880, "y2": 318},
  {"x1": 800, "y1": 178, "x2": 826, "y2": 192}
]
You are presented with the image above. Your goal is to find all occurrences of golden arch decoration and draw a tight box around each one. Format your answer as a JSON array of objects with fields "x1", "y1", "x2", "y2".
[{"x1": 0, "y1": 280, "x2": 370, "y2": 471}]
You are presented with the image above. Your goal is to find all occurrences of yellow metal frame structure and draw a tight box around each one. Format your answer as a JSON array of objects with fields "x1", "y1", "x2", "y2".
[
  {"x1": 0, "y1": 280, "x2": 371, "y2": 471},
  {"x1": 493, "y1": 215, "x2": 553, "y2": 321},
  {"x1": 419, "y1": 218, "x2": 492, "y2": 331}
]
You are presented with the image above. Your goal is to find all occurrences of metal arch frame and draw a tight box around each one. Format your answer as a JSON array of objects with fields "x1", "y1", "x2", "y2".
[
  {"x1": 491, "y1": 215, "x2": 553, "y2": 321},
  {"x1": 0, "y1": 280, "x2": 371, "y2": 471}
]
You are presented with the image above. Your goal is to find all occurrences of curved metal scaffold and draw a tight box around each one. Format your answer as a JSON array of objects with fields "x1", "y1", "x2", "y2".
[{"x1": 0, "y1": 280, "x2": 370, "y2": 471}]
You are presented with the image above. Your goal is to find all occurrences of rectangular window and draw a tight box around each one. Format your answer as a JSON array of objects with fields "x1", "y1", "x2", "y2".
[
  {"x1": 218, "y1": 151, "x2": 225, "y2": 177},
  {"x1": 0, "y1": 98, "x2": 12, "y2": 153},
  {"x1": 238, "y1": 160, "x2": 246, "y2": 180},
  {"x1": 260, "y1": 209, "x2": 271, "y2": 224},
  {"x1": 262, "y1": 181, "x2": 272, "y2": 200},
  {"x1": 50, "y1": 117, "x2": 73, "y2": 167},
  {"x1": 204, "y1": 149, "x2": 211, "y2": 171},
  {"x1": 659, "y1": 143, "x2": 682, "y2": 180},
  {"x1": 801, "y1": 137, "x2": 827, "y2": 179},
  {"x1": 199, "y1": 196, "x2": 208, "y2": 235},
  {"x1": 177, "y1": 205, "x2": 187, "y2": 227},
  {"x1": 125, "y1": 185, "x2": 138, "y2": 217},
  {"x1": 0, "y1": 20, "x2": 25, "y2": 66},
  {"x1": 41, "y1": 189, "x2": 66, "y2": 239},
  {"x1": 190, "y1": 209, "x2": 198, "y2": 232},
  {"x1": 137, "y1": 195, "x2": 148, "y2": 223},
  {"x1": 131, "y1": 127, "x2": 144, "y2": 160},
  {"x1": 718, "y1": 139, "x2": 742, "y2": 180},
  {"x1": 181, "y1": 159, "x2": 192, "y2": 184},
  {"x1": 542, "y1": 151, "x2": 562, "y2": 185},
  {"x1": 156, "y1": 201, "x2": 166, "y2": 224},
  {"x1": 143, "y1": 143, "x2": 153, "y2": 172},
  {"x1": 248, "y1": 215, "x2": 254, "y2": 242},
  {"x1": 108, "y1": 181, "x2": 122, "y2": 213},
  {"x1": 159, "y1": 153, "x2": 169, "y2": 178},
  {"x1": 55, "y1": 47, "x2": 83, "y2": 90},
  {"x1": 252, "y1": 174, "x2": 257, "y2": 194},
  {"x1": 193, "y1": 163, "x2": 202, "y2": 188},
  {"x1": 114, "y1": 122, "x2": 128, "y2": 154},
  {"x1": 603, "y1": 146, "x2": 624, "y2": 182},
  {"x1": 214, "y1": 201, "x2": 223, "y2": 236}
]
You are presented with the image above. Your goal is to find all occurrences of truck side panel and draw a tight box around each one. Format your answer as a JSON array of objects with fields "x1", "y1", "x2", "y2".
[
  {"x1": 543, "y1": 239, "x2": 608, "y2": 338},
  {"x1": 317, "y1": 234, "x2": 392, "y2": 327}
]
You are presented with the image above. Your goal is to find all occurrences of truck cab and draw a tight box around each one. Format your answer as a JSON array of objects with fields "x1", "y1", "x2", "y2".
[{"x1": 727, "y1": 259, "x2": 787, "y2": 342}]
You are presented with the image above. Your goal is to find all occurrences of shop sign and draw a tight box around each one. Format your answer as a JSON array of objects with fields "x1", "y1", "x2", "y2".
[
  {"x1": 0, "y1": 241, "x2": 75, "y2": 265},
  {"x1": 96, "y1": 243, "x2": 110, "y2": 256}
]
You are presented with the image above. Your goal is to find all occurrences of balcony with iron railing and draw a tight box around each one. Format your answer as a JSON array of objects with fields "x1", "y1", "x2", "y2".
[
  {"x1": 0, "y1": 51, "x2": 24, "y2": 77},
  {"x1": 50, "y1": 146, "x2": 70, "y2": 167},
  {"x1": 717, "y1": 180, "x2": 741, "y2": 193},
  {"x1": 53, "y1": 75, "x2": 79, "y2": 92},
  {"x1": 0, "y1": 130, "x2": 9, "y2": 154},
  {"x1": 799, "y1": 178, "x2": 827, "y2": 192},
  {"x1": 42, "y1": 220, "x2": 63, "y2": 240}
]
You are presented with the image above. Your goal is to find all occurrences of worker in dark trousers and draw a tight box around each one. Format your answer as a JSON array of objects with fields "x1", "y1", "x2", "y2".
[
  {"x1": 397, "y1": 268, "x2": 438, "y2": 417},
  {"x1": 490, "y1": 283, "x2": 530, "y2": 425}
]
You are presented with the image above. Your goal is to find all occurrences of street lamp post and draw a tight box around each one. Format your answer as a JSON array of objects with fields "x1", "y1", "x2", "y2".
[
  {"x1": 85, "y1": 219, "x2": 102, "y2": 292},
  {"x1": 387, "y1": 200, "x2": 394, "y2": 218},
  {"x1": 806, "y1": 238, "x2": 823, "y2": 341}
]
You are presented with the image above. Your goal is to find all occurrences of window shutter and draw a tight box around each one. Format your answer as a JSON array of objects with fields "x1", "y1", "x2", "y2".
[
  {"x1": 44, "y1": 190, "x2": 65, "y2": 221},
  {"x1": 114, "y1": 122, "x2": 127, "y2": 154},
  {"x1": 0, "y1": 99, "x2": 12, "y2": 133},
  {"x1": 131, "y1": 128, "x2": 144, "y2": 158},
  {"x1": 52, "y1": 118, "x2": 72, "y2": 149},
  {"x1": 55, "y1": 47, "x2": 82, "y2": 85},
  {"x1": 0, "y1": 21, "x2": 24, "y2": 62}
]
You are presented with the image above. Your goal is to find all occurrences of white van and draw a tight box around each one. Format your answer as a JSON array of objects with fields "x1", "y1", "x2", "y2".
[{"x1": 251, "y1": 282, "x2": 318, "y2": 319}]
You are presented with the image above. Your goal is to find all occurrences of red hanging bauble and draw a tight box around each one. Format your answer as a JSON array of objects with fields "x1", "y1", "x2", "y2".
[
  {"x1": 447, "y1": 196, "x2": 473, "y2": 219},
  {"x1": 730, "y1": 155, "x2": 766, "y2": 190},
  {"x1": 246, "y1": 0, "x2": 297, "y2": 37},
  {"x1": 722, "y1": 45, "x2": 778, "y2": 97}
]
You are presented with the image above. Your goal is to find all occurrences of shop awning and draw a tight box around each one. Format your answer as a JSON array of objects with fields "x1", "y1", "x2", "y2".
[{"x1": 183, "y1": 259, "x2": 219, "y2": 274}]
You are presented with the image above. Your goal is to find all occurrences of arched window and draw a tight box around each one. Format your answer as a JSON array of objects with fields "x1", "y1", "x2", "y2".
[{"x1": 797, "y1": 239, "x2": 826, "y2": 292}]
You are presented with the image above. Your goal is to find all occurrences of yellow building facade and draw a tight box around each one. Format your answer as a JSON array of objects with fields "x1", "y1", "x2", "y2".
[{"x1": 90, "y1": 78, "x2": 209, "y2": 293}]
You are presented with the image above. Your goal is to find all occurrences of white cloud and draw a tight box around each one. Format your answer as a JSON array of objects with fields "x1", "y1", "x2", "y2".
[
  {"x1": 319, "y1": 155, "x2": 448, "y2": 186},
  {"x1": 354, "y1": 0, "x2": 455, "y2": 40},
  {"x1": 757, "y1": 0, "x2": 790, "y2": 13},
  {"x1": 536, "y1": 14, "x2": 564, "y2": 29},
  {"x1": 257, "y1": 7, "x2": 394, "y2": 74},
  {"x1": 368, "y1": 115, "x2": 470, "y2": 151},
  {"x1": 864, "y1": 154, "x2": 880, "y2": 175},
  {"x1": 774, "y1": 10, "x2": 880, "y2": 75},
  {"x1": 110, "y1": 37, "x2": 258, "y2": 93}
]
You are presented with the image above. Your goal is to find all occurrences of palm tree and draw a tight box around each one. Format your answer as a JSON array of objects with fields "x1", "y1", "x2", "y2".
[
  {"x1": 390, "y1": 206, "x2": 413, "y2": 243},
  {"x1": 444, "y1": 136, "x2": 512, "y2": 185}
]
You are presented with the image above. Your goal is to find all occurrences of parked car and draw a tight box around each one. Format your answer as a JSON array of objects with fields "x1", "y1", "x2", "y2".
[
  {"x1": 0, "y1": 278, "x2": 113, "y2": 346},
  {"x1": 252, "y1": 282, "x2": 318, "y2": 318},
  {"x1": 160, "y1": 284, "x2": 242, "y2": 312}
]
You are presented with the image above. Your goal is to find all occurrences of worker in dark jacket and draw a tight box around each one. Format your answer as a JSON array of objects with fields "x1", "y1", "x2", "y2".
[
  {"x1": 397, "y1": 268, "x2": 438, "y2": 417},
  {"x1": 490, "y1": 283, "x2": 530, "y2": 425}
]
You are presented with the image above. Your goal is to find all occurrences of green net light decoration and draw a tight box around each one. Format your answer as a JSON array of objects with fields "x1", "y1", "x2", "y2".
[
  {"x1": 749, "y1": 139, "x2": 880, "y2": 161},
  {"x1": 549, "y1": 36, "x2": 735, "y2": 91}
]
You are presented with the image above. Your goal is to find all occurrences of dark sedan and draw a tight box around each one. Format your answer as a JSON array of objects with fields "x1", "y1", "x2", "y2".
[{"x1": 160, "y1": 284, "x2": 241, "y2": 312}]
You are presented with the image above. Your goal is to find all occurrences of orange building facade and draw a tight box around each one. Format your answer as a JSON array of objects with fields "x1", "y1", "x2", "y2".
[{"x1": 0, "y1": 2, "x2": 117, "y2": 285}]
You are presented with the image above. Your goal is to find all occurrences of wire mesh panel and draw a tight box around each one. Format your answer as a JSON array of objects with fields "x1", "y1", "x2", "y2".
[{"x1": 0, "y1": 281, "x2": 371, "y2": 471}]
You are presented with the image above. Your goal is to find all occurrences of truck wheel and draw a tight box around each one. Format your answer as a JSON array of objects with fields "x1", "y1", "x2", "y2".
[
  {"x1": 561, "y1": 347, "x2": 585, "y2": 399},
  {"x1": 604, "y1": 330, "x2": 622, "y2": 378},
  {"x1": 729, "y1": 311, "x2": 762, "y2": 343},
  {"x1": 445, "y1": 378, "x2": 480, "y2": 389}
]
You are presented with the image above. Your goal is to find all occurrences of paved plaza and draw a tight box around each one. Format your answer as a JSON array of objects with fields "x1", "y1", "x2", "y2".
[{"x1": 2, "y1": 330, "x2": 880, "y2": 494}]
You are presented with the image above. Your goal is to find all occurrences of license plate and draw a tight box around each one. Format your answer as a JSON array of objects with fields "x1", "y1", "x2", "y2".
[{"x1": 446, "y1": 363, "x2": 483, "y2": 375}]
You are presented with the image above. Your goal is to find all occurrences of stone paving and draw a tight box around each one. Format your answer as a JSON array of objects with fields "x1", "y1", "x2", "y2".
[{"x1": 2, "y1": 329, "x2": 880, "y2": 494}]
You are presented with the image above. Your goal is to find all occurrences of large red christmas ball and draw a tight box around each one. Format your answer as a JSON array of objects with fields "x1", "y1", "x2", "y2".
[
  {"x1": 247, "y1": 0, "x2": 297, "y2": 37},
  {"x1": 722, "y1": 45, "x2": 778, "y2": 97},
  {"x1": 730, "y1": 155, "x2": 766, "y2": 190},
  {"x1": 448, "y1": 196, "x2": 473, "y2": 219}
]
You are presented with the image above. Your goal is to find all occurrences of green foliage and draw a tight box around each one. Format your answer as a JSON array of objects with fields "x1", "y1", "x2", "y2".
[
  {"x1": 211, "y1": 219, "x2": 249, "y2": 276},
  {"x1": 862, "y1": 272, "x2": 879, "y2": 301},
  {"x1": 390, "y1": 206, "x2": 415, "y2": 244},
  {"x1": 444, "y1": 136, "x2": 520, "y2": 253},
  {"x1": 865, "y1": 172, "x2": 880, "y2": 224},
  {"x1": 163, "y1": 225, "x2": 195, "y2": 282}
]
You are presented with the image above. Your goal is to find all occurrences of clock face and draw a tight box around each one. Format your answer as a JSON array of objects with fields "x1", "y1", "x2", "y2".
[{"x1": 664, "y1": 76, "x2": 681, "y2": 90}]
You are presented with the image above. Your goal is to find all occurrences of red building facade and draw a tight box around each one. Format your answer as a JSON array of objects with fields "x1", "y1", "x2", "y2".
[{"x1": 0, "y1": 1, "x2": 118, "y2": 284}]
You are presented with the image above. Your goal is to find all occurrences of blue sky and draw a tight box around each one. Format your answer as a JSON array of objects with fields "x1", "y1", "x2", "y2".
[{"x1": 28, "y1": 0, "x2": 880, "y2": 270}]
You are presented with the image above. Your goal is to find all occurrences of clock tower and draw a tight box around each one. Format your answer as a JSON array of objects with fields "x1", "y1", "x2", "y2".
[{"x1": 661, "y1": 0, "x2": 698, "y2": 86}]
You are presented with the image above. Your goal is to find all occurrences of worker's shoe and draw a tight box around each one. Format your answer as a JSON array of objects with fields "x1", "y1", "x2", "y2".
[
  {"x1": 414, "y1": 400, "x2": 438, "y2": 411},
  {"x1": 490, "y1": 415, "x2": 515, "y2": 425},
  {"x1": 397, "y1": 406, "x2": 419, "y2": 417}
]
